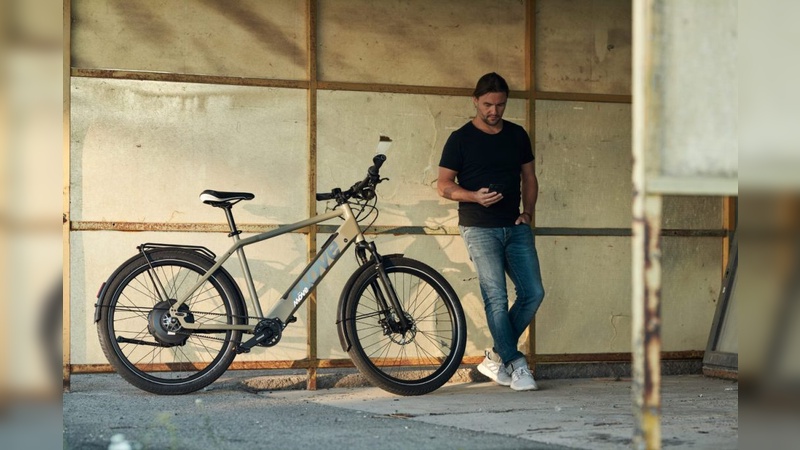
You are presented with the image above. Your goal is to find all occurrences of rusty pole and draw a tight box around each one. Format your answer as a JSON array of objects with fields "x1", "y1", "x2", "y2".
[
  {"x1": 305, "y1": 0, "x2": 319, "y2": 391},
  {"x1": 632, "y1": 0, "x2": 664, "y2": 448},
  {"x1": 63, "y1": 0, "x2": 73, "y2": 392},
  {"x1": 631, "y1": 193, "x2": 663, "y2": 449}
]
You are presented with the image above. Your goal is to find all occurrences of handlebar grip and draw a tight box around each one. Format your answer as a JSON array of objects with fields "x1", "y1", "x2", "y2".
[
  {"x1": 368, "y1": 154, "x2": 387, "y2": 176},
  {"x1": 315, "y1": 192, "x2": 334, "y2": 201}
]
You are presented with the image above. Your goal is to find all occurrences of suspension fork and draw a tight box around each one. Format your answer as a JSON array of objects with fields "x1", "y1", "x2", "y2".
[{"x1": 356, "y1": 241, "x2": 412, "y2": 332}]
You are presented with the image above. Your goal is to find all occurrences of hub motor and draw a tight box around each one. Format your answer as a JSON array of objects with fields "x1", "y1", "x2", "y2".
[{"x1": 148, "y1": 300, "x2": 193, "y2": 346}]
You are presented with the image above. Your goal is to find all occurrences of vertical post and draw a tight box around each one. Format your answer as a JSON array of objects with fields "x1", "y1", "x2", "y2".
[
  {"x1": 524, "y1": 0, "x2": 538, "y2": 368},
  {"x1": 722, "y1": 197, "x2": 737, "y2": 275},
  {"x1": 631, "y1": 193, "x2": 663, "y2": 449},
  {"x1": 305, "y1": 0, "x2": 319, "y2": 391},
  {"x1": 632, "y1": 0, "x2": 663, "y2": 448},
  {"x1": 63, "y1": 0, "x2": 72, "y2": 392}
]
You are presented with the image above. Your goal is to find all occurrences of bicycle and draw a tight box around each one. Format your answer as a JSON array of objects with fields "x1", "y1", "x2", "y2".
[{"x1": 95, "y1": 139, "x2": 467, "y2": 396}]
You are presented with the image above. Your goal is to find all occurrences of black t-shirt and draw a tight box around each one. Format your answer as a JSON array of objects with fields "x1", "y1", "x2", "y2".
[{"x1": 439, "y1": 120, "x2": 534, "y2": 227}]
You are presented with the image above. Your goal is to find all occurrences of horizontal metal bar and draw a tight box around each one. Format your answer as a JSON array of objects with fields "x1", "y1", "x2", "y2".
[
  {"x1": 71, "y1": 68, "x2": 631, "y2": 105},
  {"x1": 536, "y1": 91, "x2": 632, "y2": 104},
  {"x1": 534, "y1": 350, "x2": 704, "y2": 363},
  {"x1": 70, "y1": 351, "x2": 704, "y2": 375},
  {"x1": 71, "y1": 221, "x2": 290, "y2": 233},
  {"x1": 317, "y1": 81, "x2": 475, "y2": 97},
  {"x1": 326, "y1": 225, "x2": 727, "y2": 238},
  {"x1": 536, "y1": 228, "x2": 728, "y2": 237},
  {"x1": 317, "y1": 224, "x2": 458, "y2": 235},
  {"x1": 71, "y1": 68, "x2": 309, "y2": 89},
  {"x1": 72, "y1": 221, "x2": 727, "y2": 238}
]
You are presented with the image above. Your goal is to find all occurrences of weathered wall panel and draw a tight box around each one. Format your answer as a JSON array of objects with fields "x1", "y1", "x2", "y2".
[
  {"x1": 317, "y1": 0, "x2": 527, "y2": 89},
  {"x1": 535, "y1": 0, "x2": 632, "y2": 95},
  {"x1": 662, "y1": 196, "x2": 723, "y2": 229},
  {"x1": 535, "y1": 100, "x2": 632, "y2": 228},
  {"x1": 71, "y1": 0, "x2": 307, "y2": 80},
  {"x1": 70, "y1": 78, "x2": 308, "y2": 225},
  {"x1": 317, "y1": 90, "x2": 528, "y2": 227},
  {"x1": 657, "y1": 0, "x2": 738, "y2": 179},
  {"x1": 659, "y1": 237, "x2": 724, "y2": 351},
  {"x1": 536, "y1": 236, "x2": 721, "y2": 354},
  {"x1": 535, "y1": 100, "x2": 722, "y2": 229}
]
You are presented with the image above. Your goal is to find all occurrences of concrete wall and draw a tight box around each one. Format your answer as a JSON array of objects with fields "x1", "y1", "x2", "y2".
[{"x1": 69, "y1": 0, "x2": 724, "y2": 368}]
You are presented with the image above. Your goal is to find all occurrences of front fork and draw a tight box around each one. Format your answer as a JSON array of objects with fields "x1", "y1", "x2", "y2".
[{"x1": 355, "y1": 242, "x2": 412, "y2": 333}]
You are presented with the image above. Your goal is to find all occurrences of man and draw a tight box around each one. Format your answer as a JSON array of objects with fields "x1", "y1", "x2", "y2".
[{"x1": 437, "y1": 72, "x2": 545, "y2": 391}]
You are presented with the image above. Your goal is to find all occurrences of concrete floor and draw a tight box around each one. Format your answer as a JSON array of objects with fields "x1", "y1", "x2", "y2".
[{"x1": 62, "y1": 371, "x2": 738, "y2": 449}]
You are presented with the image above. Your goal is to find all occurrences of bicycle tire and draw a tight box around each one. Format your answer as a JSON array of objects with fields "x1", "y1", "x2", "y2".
[
  {"x1": 96, "y1": 249, "x2": 243, "y2": 395},
  {"x1": 343, "y1": 256, "x2": 466, "y2": 396}
]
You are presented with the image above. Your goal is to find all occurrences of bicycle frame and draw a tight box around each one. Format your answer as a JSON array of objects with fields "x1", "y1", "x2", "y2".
[{"x1": 169, "y1": 202, "x2": 366, "y2": 331}]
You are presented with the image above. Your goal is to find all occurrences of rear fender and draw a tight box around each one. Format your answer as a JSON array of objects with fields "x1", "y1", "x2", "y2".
[{"x1": 94, "y1": 244, "x2": 247, "y2": 323}]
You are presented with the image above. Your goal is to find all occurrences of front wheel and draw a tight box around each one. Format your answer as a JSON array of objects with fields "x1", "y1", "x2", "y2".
[
  {"x1": 343, "y1": 256, "x2": 466, "y2": 396},
  {"x1": 96, "y1": 249, "x2": 244, "y2": 395}
]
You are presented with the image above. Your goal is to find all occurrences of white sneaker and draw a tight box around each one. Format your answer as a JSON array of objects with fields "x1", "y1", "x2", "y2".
[
  {"x1": 509, "y1": 358, "x2": 539, "y2": 391},
  {"x1": 477, "y1": 351, "x2": 511, "y2": 386}
]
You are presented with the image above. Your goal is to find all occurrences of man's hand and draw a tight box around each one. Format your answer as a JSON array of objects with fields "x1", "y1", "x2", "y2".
[
  {"x1": 515, "y1": 212, "x2": 532, "y2": 225},
  {"x1": 474, "y1": 188, "x2": 503, "y2": 207}
]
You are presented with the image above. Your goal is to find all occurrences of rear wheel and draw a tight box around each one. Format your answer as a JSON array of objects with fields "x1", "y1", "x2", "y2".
[
  {"x1": 97, "y1": 250, "x2": 243, "y2": 395},
  {"x1": 343, "y1": 256, "x2": 466, "y2": 396}
]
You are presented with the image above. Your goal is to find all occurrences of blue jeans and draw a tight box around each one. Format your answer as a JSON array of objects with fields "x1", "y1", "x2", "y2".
[{"x1": 459, "y1": 224, "x2": 545, "y2": 365}]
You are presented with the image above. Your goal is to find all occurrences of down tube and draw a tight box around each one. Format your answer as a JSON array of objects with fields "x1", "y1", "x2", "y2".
[{"x1": 267, "y1": 222, "x2": 361, "y2": 322}]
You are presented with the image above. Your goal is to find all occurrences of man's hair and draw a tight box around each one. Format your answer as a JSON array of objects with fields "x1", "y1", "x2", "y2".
[{"x1": 473, "y1": 72, "x2": 509, "y2": 98}]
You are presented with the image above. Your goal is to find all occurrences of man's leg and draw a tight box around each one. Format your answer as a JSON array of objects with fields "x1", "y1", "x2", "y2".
[
  {"x1": 505, "y1": 225, "x2": 545, "y2": 343},
  {"x1": 501, "y1": 225, "x2": 544, "y2": 391},
  {"x1": 459, "y1": 226, "x2": 524, "y2": 365}
]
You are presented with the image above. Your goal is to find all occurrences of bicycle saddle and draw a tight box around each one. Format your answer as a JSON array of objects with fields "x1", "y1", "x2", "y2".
[{"x1": 199, "y1": 189, "x2": 255, "y2": 206}]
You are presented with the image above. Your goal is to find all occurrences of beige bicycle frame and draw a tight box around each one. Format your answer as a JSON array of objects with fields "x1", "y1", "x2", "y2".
[{"x1": 169, "y1": 202, "x2": 365, "y2": 331}]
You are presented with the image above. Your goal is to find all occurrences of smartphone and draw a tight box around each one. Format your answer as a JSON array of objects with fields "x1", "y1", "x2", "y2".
[{"x1": 488, "y1": 183, "x2": 505, "y2": 193}]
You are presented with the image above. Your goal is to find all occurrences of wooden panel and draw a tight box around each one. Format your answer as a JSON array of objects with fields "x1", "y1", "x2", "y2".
[
  {"x1": 535, "y1": 0, "x2": 632, "y2": 95},
  {"x1": 317, "y1": 0, "x2": 526, "y2": 89},
  {"x1": 71, "y1": 0, "x2": 307, "y2": 80}
]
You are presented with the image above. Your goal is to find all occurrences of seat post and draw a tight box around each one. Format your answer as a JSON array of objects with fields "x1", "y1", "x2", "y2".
[{"x1": 221, "y1": 205, "x2": 241, "y2": 238}]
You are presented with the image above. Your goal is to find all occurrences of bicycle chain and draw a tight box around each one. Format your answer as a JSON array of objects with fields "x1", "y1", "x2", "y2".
[
  {"x1": 110, "y1": 305, "x2": 261, "y2": 344},
  {"x1": 175, "y1": 310, "x2": 263, "y2": 344}
]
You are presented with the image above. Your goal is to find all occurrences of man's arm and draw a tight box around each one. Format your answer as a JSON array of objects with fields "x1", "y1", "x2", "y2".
[
  {"x1": 516, "y1": 161, "x2": 538, "y2": 225},
  {"x1": 437, "y1": 167, "x2": 502, "y2": 207}
]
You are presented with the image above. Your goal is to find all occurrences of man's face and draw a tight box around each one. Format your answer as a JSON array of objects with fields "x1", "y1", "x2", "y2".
[{"x1": 473, "y1": 92, "x2": 507, "y2": 126}]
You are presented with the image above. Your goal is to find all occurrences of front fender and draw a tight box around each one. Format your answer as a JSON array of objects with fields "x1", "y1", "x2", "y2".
[{"x1": 335, "y1": 253, "x2": 403, "y2": 352}]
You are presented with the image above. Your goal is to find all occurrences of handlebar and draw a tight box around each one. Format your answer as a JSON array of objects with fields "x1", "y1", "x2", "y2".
[{"x1": 315, "y1": 154, "x2": 388, "y2": 203}]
